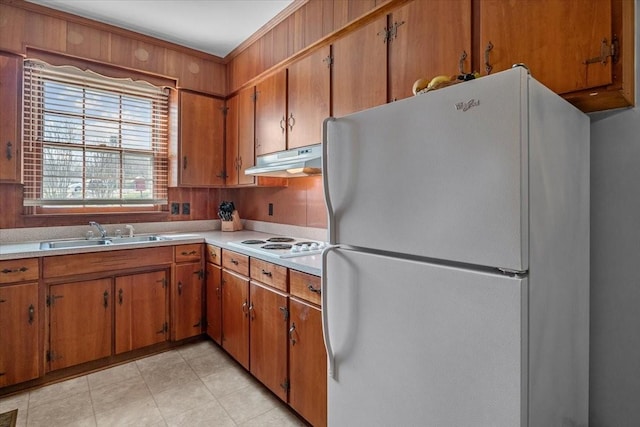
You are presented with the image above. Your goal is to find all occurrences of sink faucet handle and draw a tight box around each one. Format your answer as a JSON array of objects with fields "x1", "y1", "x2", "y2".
[{"x1": 125, "y1": 224, "x2": 135, "y2": 237}]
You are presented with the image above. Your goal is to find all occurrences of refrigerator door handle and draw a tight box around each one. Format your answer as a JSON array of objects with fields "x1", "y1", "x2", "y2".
[
  {"x1": 321, "y1": 244, "x2": 338, "y2": 378},
  {"x1": 322, "y1": 117, "x2": 336, "y2": 244}
]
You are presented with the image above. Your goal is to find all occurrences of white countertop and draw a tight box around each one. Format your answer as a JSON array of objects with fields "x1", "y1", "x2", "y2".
[{"x1": 0, "y1": 228, "x2": 322, "y2": 276}]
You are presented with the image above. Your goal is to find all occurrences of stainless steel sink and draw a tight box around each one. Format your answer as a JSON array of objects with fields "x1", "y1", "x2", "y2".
[{"x1": 39, "y1": 235, "x2": 170, "y2": 250}]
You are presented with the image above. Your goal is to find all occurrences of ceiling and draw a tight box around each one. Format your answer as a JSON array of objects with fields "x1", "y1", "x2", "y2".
[{"x1": 26, "y1": 0, "x2": 295, "y2": 58}]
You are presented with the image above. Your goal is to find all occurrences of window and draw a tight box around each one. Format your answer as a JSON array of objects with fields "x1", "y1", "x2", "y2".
[{"x1": 23, "y1": 59, "x2": 169, "y2": 208}]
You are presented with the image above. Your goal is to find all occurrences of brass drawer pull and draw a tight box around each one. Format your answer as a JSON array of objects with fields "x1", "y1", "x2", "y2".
[
  {"x1": 103, "y1": 290, "x2": 109, "y2": 308},
  {"x1": 261, "y1": 269, "x2": 272, "y2": 277},
  {"x1": 231, "y1": 259, "x2": 239, "y2": 265},
  {"x1": 1, "y1": 267, "x2": 28, "y2": 274},
  {"x1": 178, "y1": 281, "x2": 183, "y2": 295},
  {"x1": 28, "y1": 304, "x2": 35, "y2": 324},
  {"x1": 181, "y1": 250, "x2": 198, "y2": 256},
  {"x1": 118, "y1": 288, "x2": 124, "y2": 305},
  {"x1": 307, "y1": 284, "x2": 321, "y2": 295}
]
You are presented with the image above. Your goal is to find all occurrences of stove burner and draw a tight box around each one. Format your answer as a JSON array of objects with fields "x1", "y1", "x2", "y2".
[
  {"x1": 266, "y1": 237, "x2": 295, "y2": 243},
  {"x1": 294, "y1": 241, "x2": 316, "y2": 246},
  {"x1": 241, "y1": 239, "x2": 266, "y2": 244},
  {"x1": 261, "y1": 244, "x2": 292, "y2": 250}
]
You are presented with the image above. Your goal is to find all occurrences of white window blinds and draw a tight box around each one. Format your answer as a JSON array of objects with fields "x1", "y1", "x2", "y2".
[{"x1": 23, "y1": 59, "x2": 169, "y2": 206}]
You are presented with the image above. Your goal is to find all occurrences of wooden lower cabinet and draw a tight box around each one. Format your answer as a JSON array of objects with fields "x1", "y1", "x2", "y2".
[
  {"x1": 48, "y1": 278, "x2": 112, "y2": 371},
  {"x1": 249, "y1": 282, "x2": 289, "y2": 401},
  {"x1": 221, "y1": 269, "x2": 250, "y2": 369},
  {"x1": 115, "y1": 270, "x2": 169, "y2": 354},
  {"x1": 289, "y1": 297, "x2": 327, "y2": 426},
  {"x1": 0, "y1": 282, "x2": 39, "y2": 387},
  {"x1": 205, "y1": 262, "x2": 222, "y2": 344},
  {"x1": 173, "y1": 262, "x2": 204, "y2": 341}
]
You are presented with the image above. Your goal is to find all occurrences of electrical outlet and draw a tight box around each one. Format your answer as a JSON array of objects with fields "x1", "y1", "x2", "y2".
[
  {"x1": 268, "y1": 203, "x2": 273, "y2": 216},
  {"x1": 171, "y1": 202, "x2": 180, "y2": 215},
  {"x1": 182, "y1": 203, "x2": 190, "y2": 215}
]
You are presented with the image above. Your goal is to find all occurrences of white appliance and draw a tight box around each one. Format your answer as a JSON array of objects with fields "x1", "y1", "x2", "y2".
[{"x1": 322, "y1": 67, "x2": 589, "y2": 427}]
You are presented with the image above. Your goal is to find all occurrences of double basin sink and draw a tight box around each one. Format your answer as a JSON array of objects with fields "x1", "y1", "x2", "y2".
[{"x1": 39, "y1": 235, "x2": 171, "y2": 250}]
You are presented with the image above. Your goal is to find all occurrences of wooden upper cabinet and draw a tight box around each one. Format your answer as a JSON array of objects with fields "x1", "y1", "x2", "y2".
[
  {"x1": 179, "y1": 91, "x2": 225, "y2": 186},
  {"x1": 388, "y1": 0, "x2": 472, "y2": 102},
  {"x1": 479, "y1": 0, "x2": 612, "y2": 95},
  {"x1": 287, "y1": 46, "x2": 331, "y2": 149},
  {"x1": 226, "y1": 86, "x2": 256, "y2": 186},
  {"x1": 0, "y1": 53, "x2": 22, "y2": 183},
  {"x1": 332, "y1": 15, "x2": 388, "y2": 117},
  {"x1": 255, "y1": 69, "x2": 287, "y2": 156}
]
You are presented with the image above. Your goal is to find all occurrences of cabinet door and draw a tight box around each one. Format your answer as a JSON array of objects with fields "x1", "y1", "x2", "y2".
[
  {"x1": 249, "y1": 282, "x2": 289, "y2": 401},
  {"x1": 174, "y1": 262, "x2": 204, "y2": 341},
  {"x1": 221, "y1": 270, "x2": 249, "y2": 369},
  {"x1": 206, "y1": 262, "x2": 222, "y2": 344},
  {"x1": 225, "y1": 86, "x2": 255, "y2": 186},
  {"x1": 480, "y1": 0, "x2": 612, "y2": 94},
  {"x1": 179, "y1": 91, "x2": 225, "y2": 185},
  {"x1": 332, "y1": 16, "x2": 387, "y2": 117},
  {"x1": 255, "y1": 69, "x2": 287, "y2": 156},
  {"x1": 389, "y1": 0, "x2": 472, "y2": 102},
  {"x1": 0, "y1": 282, "x2": 39, "y2": 387},
  {"x1": 115, "y1": 270, "x2": 168, "y2": 354},
  {"x1": 289, "y1": 298, "x2": 327, "y2": 427},
  {"x1": 49, "y1": 279, "x2": 112, "y2": 371},
  {"x1": 0, "y1": 53, "x2": 21, "y2": 182},
  {"x1": 287, "y1": 46, "x2": 330, "y2": 149}
]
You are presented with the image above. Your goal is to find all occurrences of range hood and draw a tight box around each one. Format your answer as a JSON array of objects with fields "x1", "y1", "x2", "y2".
[{"x1": 244, "y1": 144, "x2": 322, "y2": 178}]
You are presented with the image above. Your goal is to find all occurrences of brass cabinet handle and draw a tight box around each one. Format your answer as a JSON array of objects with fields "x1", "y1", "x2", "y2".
[
  {"x1": 242, "y1": 300, "x2": 249, "y2": 317},
  {"x1": 231, "y1": 259, "x2": 239, "y2": 265},
  {"x1": 279, "y1": 116, "x2": 286, "y2": 132},
  {"x1": 289, "y1": 322, "x2": 296, "y2": 345},
  {"x1": 1, "y1": 266, "x2": 28, "y2": 274},
  {"x1": 248, "y1": 302, "x2": 255, "y2": 320},
  {"x1": 183, "y1": 156, "x2": 188, "y2": 169},
  {"x1": 307, "y1": 284, "x2": 321, "y2": 295},
  {"x1": 28, "y1": 304, "x2": 35, "y2": 324},
  {"x1": 484, "y1": 41, "x2": 494, "y2": 75},
  {"x1": 209, "y1": 251, "x2": 217, "y2": 259},
  {"x1": 181, "y1": 250, "x2": 197, "y2": 256},
  {"x1": 103, "y1": 290, "x2": 109, "y2": 308},
  {"x1": 216, "y1": 287, "x2": 221, "y2": 298},
  {"x1": 287, "y1": 113, "x2": 295, "y2": 131},
  {"x1": 178, "y1": 281, "x2": 183, "y2": 296},
  {"x1": 261, "y1": 269, "x2": 272, "y2": 277},
  {"x1": 6, "y1": 141, "x2": 12, "y2": 160},
  {"x1": 118, "y1": 288, "x2": 123, "y2": 305},
  {"x1": 459, "y1": 50, "x2": 468, "y2": 75}
]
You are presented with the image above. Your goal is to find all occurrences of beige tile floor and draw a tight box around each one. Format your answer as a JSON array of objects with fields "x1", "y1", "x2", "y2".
[{"x1": 0, "y1": 340, "x2": 307, "y2": 426}]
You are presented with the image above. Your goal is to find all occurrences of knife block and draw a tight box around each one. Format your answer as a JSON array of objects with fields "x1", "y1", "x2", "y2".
[{"x1": 221, "y1": 210, "x2": 243, "y2": 231}]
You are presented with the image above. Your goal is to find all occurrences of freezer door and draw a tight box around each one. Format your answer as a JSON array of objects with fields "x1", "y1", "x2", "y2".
[
  {"x1": 324, "y1": 67, "x2": 529, "y2": 271},
  {"x1": 324, "y1": 247, "x2": 527, "y2": 426}
]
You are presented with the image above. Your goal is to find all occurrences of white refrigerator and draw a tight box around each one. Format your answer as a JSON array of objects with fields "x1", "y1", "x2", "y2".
[{"x1": 321, "y1": 67, "x2": 589, "y2": 427}]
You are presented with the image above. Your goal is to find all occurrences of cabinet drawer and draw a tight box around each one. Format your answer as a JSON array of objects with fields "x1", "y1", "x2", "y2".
[
  {"x1": 222, "y1": 249, "x2": 249, "y2": 276},
  {"x1": 206, "y1": 244, "x2": 222, "y2": 266},
  {"x1": 250, "y1": 258, "x2": 288, "y2": 292},
  {"x1": 175, "y1": 244, "x2": 202, "y2": 263},
  {"x1": 43, "y1": 246, "x2": 173, "y2": 279},
  {"x1": 0, "y1": 258, "x2": 39, "y2": 284},
  {"x1": 290, "y1": 270, "x2": 321, "y2": 306}
]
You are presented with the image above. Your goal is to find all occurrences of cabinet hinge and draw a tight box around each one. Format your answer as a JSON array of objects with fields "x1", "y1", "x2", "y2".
[
  {"x1": 221, "y1": 106, "x2": 229, "y2": 116},
  {"x1": 323, "y1": 55, "x2": 333, "y2": 68},
  {"x1": 253, "y1": 91, "x2": 259, "y2": 102},
  {"x1": 46, "y1": 350, "x2": 60, "y2": 362},
  {"x1": 46, "y1": 294, "x2": 63, "y2": 307},
  {"x1": 387, "y1": 20, "x2": 405, "y2": 42},
  {"x1": 279, "y1": 306, "x2": 289, "y2": 320},
  {"x1": 280, "y1": 378, "x2": 290, "y2": 392},
  {"x1": 198, "y1": 269, "x2": 205, "y2": 280},
  {"x1": 157, "y1": 277, "x2": 168, "y2": 288},
  {"x1": 584, "y1": 36, "x2": 619, "y2": 65},
  {"x1": 377, "y1": 27, "x2": 390, "y2": 43},
  {"x1": 163, "y1": 322, "x2": 169, "y2": 334}
]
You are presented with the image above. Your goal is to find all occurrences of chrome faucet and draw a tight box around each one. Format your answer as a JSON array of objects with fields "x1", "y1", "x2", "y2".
[{"x1": 89, "y1": 221, "x2": 108, "y2": 239}]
